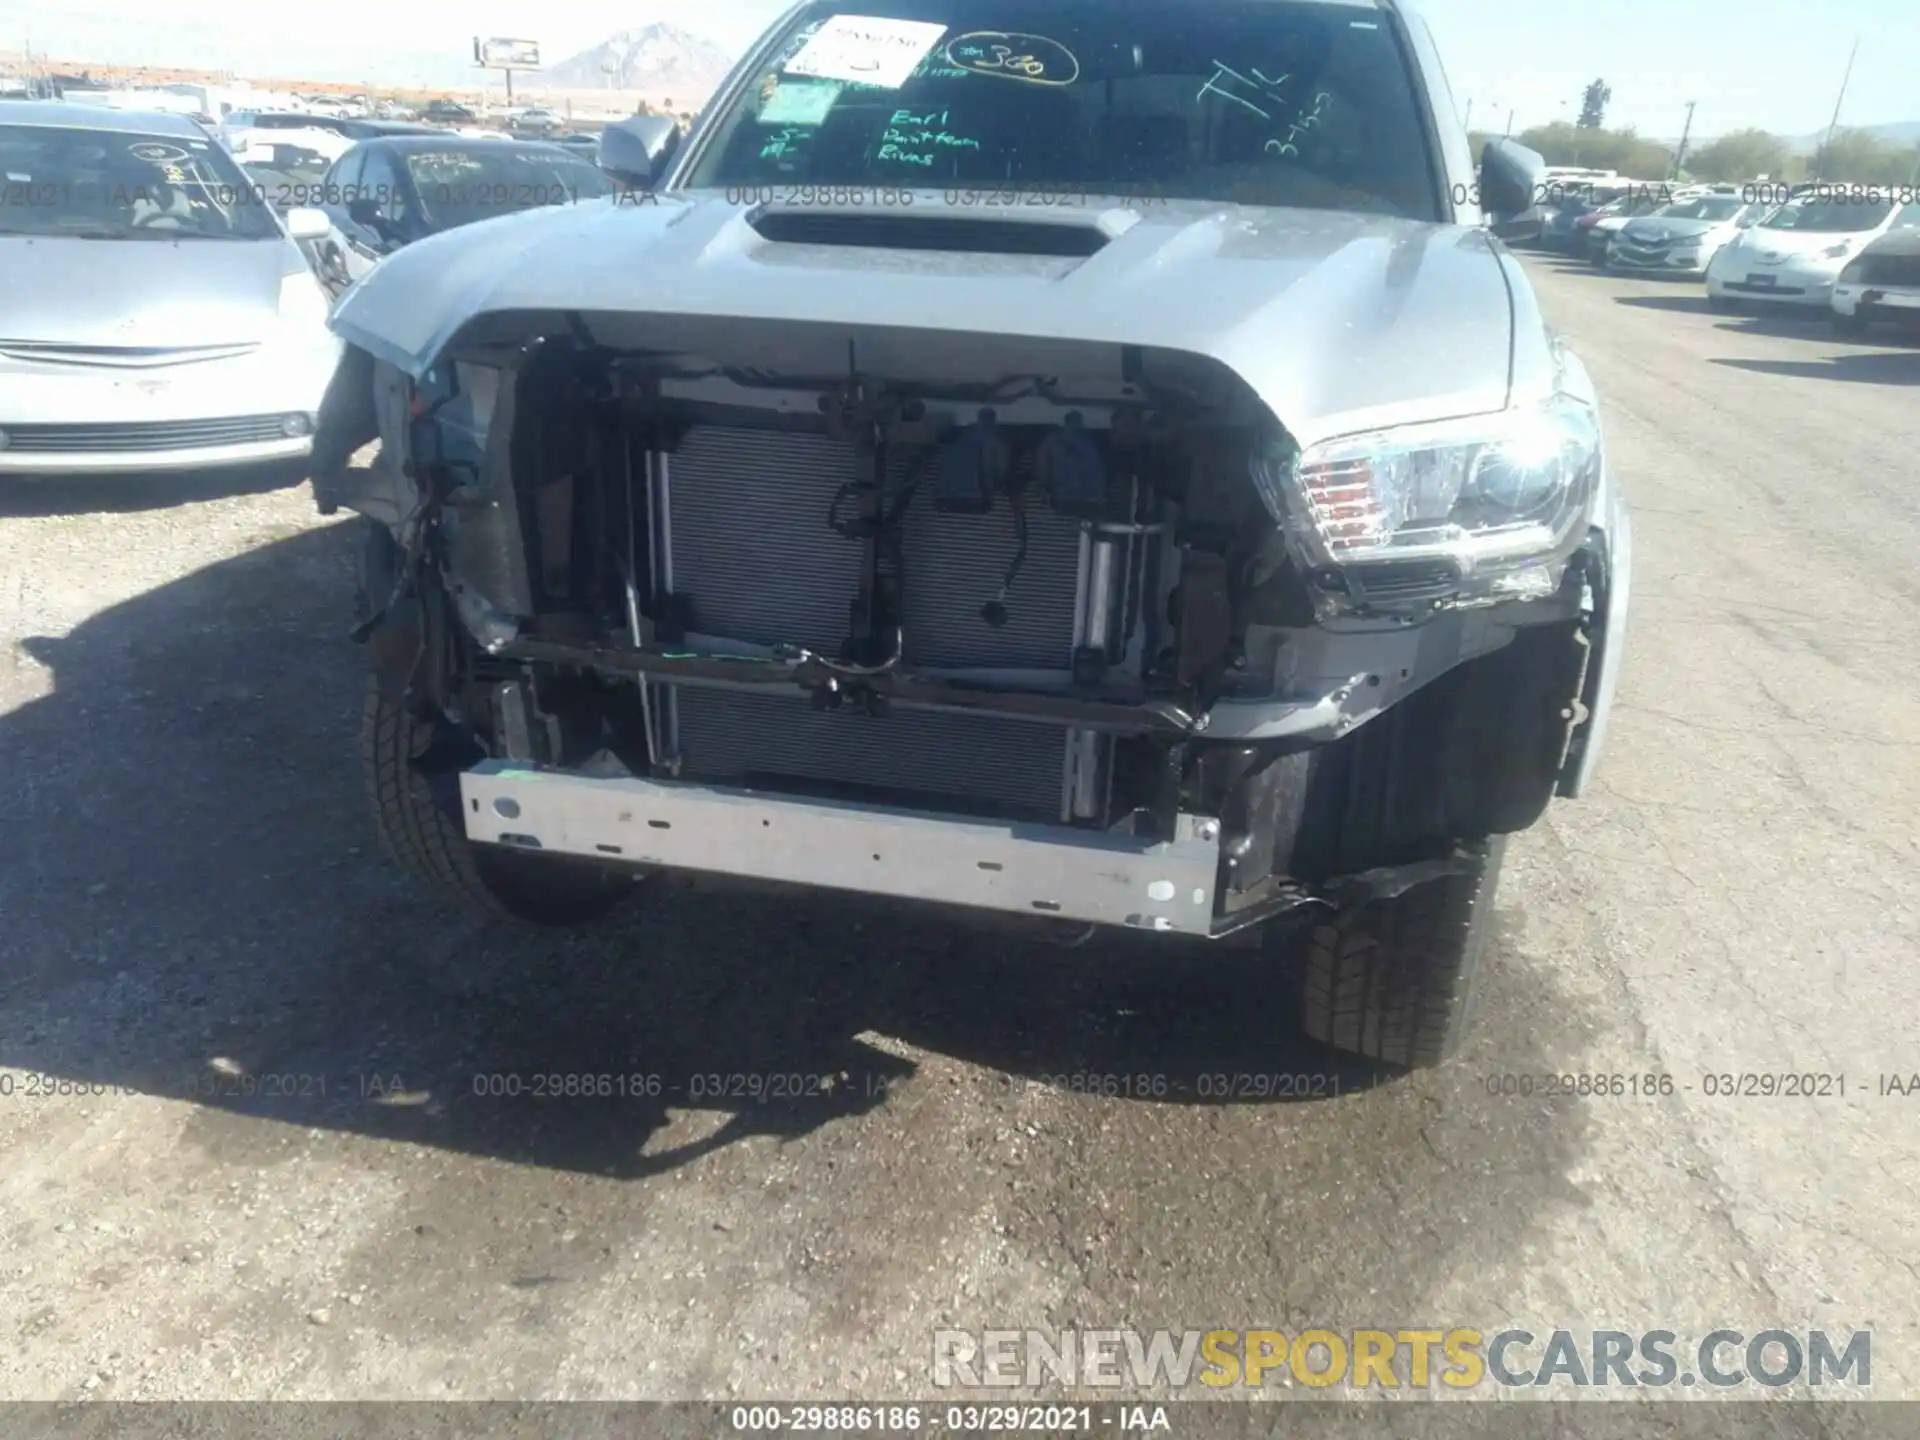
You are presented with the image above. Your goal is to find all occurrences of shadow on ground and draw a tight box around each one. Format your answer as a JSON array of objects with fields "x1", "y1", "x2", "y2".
[
  {"x1": 0, "y1": 460, "x2": 308, "y2": 518},
  {"x1": 0, "y1": 523, "x2": 1597, "y2": 1186},
  {"x1": 1612, "y1": 294, "x2": 1716, "y2": 314},
  {"x1": 1712, "y1": 349, "x2": 1920, "y2": 383}
]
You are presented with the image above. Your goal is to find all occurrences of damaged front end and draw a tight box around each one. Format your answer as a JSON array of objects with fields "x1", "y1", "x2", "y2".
[{"x1": 312, "y1": 310, "x2": 1617, "y2": 937}]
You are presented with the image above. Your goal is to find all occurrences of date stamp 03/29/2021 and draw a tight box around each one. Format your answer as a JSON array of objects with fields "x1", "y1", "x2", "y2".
[{"x1": 7, "y1": 1067, "x2": 1920, "y2": 1106}]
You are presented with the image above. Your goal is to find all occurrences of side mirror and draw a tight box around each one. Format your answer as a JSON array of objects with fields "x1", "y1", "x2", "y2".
[
  {"x1": 283, "y1": 205, "x2": 331, "y2": 241},
  {"x1": 1478, "y1": 137, "x2": 1547, "y2": 242},
  {"x1": 599, "y1": 114, "x2": 683, "y2": 190},
  {"x1": 346, "y1": 197, "x2": 382, "y2": 228}
]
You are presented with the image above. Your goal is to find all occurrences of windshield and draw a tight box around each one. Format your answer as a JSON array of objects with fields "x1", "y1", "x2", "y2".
[
  {"x1": 404, "y1": 147, "x2": 613, "y2": 230},
  {"x1": 1654, "y1": 196, "x2": 1746, "y2": 222},
  {"x1": 1757, "y1": 196, "x2": 1895, "y2": 233},
  {"x1": 682, "y1": 0, "x2": 1441, "y2": 218},
  {"x1": 0, "y1": 121, "x2": 284, "y2": 238}
]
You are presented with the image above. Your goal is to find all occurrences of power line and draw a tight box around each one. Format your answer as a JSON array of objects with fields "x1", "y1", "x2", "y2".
[
  {"x1": 1820, "y1": 37, "x2": 1859, "y2": 159},
  {"x1": 1671, "y1": 101, "x2": 1697, "y2": 180}
]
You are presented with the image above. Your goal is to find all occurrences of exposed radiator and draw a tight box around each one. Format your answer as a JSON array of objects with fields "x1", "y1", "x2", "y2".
[
  {"x1": 658, "y1": 426, "x2": 1087, "y2": 821},
  {"x1": 671, "y1": 688, "x2": 1070, "y2": 820}
]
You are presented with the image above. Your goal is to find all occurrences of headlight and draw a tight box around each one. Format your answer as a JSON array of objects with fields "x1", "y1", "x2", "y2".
[{"x1": 1253, "y1": 395, "x2": 1601, "y2": 600}]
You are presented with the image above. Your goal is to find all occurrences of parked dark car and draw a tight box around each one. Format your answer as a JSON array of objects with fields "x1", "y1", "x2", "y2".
[
  {"x1": 422, "y1": 100, "x2": 477, "y2": 124},
  {"x1": 1830, "y1": 226, "x2": 1920, "y2": 337},
  {"x1": 1576, "y1": 190, "x2": 1670, "y2": 262},
  {"x1": 1538, "y1": 192, "x2": 1613, "y2": 253},
  {"x1": 310, "y1": 135, "x2": 613, "y2": 294}
]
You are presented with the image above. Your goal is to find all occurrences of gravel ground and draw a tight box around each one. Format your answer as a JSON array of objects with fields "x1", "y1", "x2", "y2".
[{"x1": 1, "y1": 259, "x2": 1916, "y2": 1417}]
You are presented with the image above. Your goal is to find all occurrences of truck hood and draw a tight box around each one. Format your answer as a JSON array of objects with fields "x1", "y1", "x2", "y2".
[{"x1": 330, "y1": 192, "x2": 1520, "y2": 450}]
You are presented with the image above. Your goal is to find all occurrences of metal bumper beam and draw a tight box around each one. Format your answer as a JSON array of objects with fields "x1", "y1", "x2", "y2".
[{"x1": 460, "y1": 761, "x2": 1224, "y2": 933}]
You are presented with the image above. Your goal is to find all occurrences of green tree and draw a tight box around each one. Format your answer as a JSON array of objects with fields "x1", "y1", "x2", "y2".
[
  {"x1": 1577, "y1": 79, "x2": 1611, "y2": 130},
  {"x1": 1811, "y1": 128, "x2": 1909, "y2": 184},
  {"x1": 1516, "y1": 121, "x2": 1672, "y2": 178},
  {"x1": 1686, "y1": 129, "x2": 1789, "y2": 182}
]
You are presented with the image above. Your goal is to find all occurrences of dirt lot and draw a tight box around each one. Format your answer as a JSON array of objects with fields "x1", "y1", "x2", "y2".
[{"x1": 2, "y1": 260, "x2": 1917, "y2": 1415}]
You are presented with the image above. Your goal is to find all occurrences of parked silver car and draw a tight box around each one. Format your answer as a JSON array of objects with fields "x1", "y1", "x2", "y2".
[
  {"x1": 1606, "y1": 194, "x2": 1765, "y2": 277},
  {"x1": 311, "y1": 0, "x2": 1629, "y2": 1072},
  {"x1": 0, "y1": 103, "x2": 342, "y2": 474}
]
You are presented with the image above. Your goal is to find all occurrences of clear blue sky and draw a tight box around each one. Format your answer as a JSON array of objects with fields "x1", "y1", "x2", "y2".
[{"x1": 8, "y1": 0, "x2": 1915, "y2": 138}]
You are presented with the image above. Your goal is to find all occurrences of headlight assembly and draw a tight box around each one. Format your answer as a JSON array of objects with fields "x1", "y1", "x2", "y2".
[{"x1": 1252, "y1": 395, "x2": 1602, "y2": 605}]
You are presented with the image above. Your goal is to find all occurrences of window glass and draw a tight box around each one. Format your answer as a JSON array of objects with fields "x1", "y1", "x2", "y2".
[{"x1": 683, "y1": 0, "x2": 1439, "y2": 218}]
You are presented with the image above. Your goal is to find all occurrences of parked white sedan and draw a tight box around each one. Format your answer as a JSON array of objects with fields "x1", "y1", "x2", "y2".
[{"x1": 1705, "y1": 194, "x2": 1920, "y2": 311}]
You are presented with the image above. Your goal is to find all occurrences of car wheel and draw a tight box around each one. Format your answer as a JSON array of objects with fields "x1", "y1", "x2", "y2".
[
  {"x1": 1706, "y1": 294, "x2": 1738, "y2": 314},
  {"x1": 361, "y1": 676, "x2": 640, "y2": 925},
  {"x1": 1831, "y1": 311, "x2": 1870, "y2": 338},
  {"x1": 1294, "y1": 837, "x2": 1507, "y2": 1070}
]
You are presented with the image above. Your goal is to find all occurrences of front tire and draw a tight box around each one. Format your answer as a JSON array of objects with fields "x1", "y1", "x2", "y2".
[
  {"x1": 1831, "y1": 310, "x2": 1869, "y2": 339},
  {"x1": 1297, "y1": 837, "x2": 1507, "y2": 1069},
  {"x1": 361, "y1": 678, "x2": 637, "y2": 925},
  {"x1": 1707, "y1": 294, "x2": 1737, "y2": 314}
]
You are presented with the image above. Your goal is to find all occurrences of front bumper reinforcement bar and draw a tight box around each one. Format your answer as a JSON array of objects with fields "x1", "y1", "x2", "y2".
[{"x1": 462, "y1": 760, "x2": 1225, "y2": 932}]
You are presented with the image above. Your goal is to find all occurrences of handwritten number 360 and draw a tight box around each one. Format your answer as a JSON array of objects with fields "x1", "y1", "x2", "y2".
[{"x1": 973, "y1": 44, "x2": 1045, "y2": 76}]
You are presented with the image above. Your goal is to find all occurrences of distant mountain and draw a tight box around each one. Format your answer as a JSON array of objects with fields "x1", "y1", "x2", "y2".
[
  {"x1": 1781, "y1": 120, "x2": 1920, "y2": 155},
  {"x1": 1648, "y1": 121, "x2": 1920, "y2": 154},
  {"x1": 536, "y1": 24, "x2": 734, "y2": 98}
]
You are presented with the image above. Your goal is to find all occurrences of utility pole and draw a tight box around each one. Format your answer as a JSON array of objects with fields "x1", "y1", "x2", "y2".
[
  {"x1": 1820, "y1": 37, "x2": 1858, "y2": 169},
  {"x1": 1504, "y1": 108, "x2": 1515, "y2": 138},
  {"x1": 1462, "y1": 97, "x2": 1473, "y2": 131},
  {"x1": 1671, "y1": 100, "x2": 1697, "y2": 181}
]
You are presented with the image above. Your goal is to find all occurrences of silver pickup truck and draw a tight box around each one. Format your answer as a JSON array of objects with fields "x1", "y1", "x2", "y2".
[{"x1": 310, "y1": 0, "x2": 1629, "y2": 1071}]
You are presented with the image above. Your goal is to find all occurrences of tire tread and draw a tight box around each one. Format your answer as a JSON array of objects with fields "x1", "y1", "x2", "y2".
[
  {"x1": 1299, "y1": 837, "x2": 1505, "y2": 1069},
  {"x1": 359, "y1": 677, "x2": 633, "y2": 925}
]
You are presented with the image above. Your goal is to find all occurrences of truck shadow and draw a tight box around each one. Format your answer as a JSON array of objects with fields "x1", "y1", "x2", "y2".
[
  {"x1": 0, "y1": 522, "x2": 1596, "y2": 1185},
  {"x1": 0, "y1": 460, "x2": 309, "y2": 517}
]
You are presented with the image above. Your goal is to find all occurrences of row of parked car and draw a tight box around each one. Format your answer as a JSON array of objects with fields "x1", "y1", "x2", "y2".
[
  {"x1": 0, "y1": 99, "x2": 653, "y2": 477},
  {"x1": 184, "y1": 108, "x2": 617, "y2": 299},
  {"x1": 1531, "y1": 181, "x2": 1920, "y2": 339}
]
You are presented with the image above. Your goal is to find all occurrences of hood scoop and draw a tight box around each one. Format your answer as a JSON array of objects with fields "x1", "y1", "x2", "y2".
[{"x1": 746, "y1": 207, "x2": 1115, "y2": 258}]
